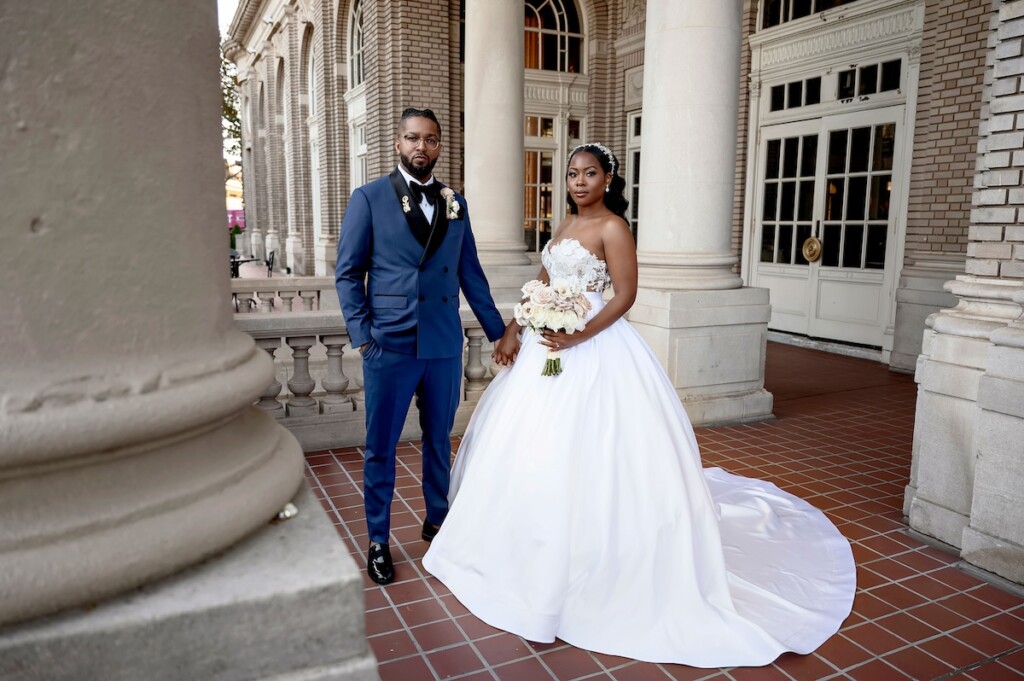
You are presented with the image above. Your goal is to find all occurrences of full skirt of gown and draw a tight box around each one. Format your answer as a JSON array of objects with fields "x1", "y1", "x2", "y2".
[{"x1": 422, "y1": 293, "x2": 855, "y2": 668}]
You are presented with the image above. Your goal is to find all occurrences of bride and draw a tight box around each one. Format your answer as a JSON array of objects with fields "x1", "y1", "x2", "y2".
[{"x1": 422, "y1": 143, "x2": 855, "y2": 668}]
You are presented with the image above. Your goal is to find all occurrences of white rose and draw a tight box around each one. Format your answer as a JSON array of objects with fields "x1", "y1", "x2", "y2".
[{"x1": 531, "y1": 286, "x2": 556, "y2": 306}]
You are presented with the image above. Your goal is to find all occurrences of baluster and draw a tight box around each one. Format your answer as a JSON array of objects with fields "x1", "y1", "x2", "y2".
[
  {"x1": 299, "y1": 290, "x2": 317, "y2": 311},
  {"x1": 320, "y1": 333, "x2": 353, "y2": 413},
  {"x1": 279, "y1": 290, "x2": 297, "y2": 312},
  {"x1": 254, "y1": 338, "x2": 285, "y2": 417},
  {"x1": 284, "y1": 335, "x2": 318, "y2": 416},
  {"x1": 464, "y1": 327, "x2": 488, "y2": 400},
  {"x1": 259, "y1": 293, "x2": 274, "y2": 314},
  {"x1": 235, "y1": 291, "x2": 255, "y2": 314}
]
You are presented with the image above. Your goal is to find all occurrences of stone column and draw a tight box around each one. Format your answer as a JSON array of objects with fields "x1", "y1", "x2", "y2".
[
  {"x1": 464, "y1": 0, "x2": 531, "y2": 266},
  {"x1": 629, "y1": 0, "x2": 772, "y2": 425},
  {"x1": 0, "y1": 3, "x2": 376, "y2": 677},
  {"x1": 281, "y1": 7, "x2": 309, "y2": 275},
  {"x1": 263, "y1": 42, "x2": 285, "y2": 270}
]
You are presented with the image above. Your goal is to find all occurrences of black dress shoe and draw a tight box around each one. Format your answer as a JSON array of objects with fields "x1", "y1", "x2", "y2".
[
  {"x1": 366, "y1": 542, "x2": 395, "y2": 585},
  {"x1": 421, "y1": 519, "x2": 441, "y2": 542}
]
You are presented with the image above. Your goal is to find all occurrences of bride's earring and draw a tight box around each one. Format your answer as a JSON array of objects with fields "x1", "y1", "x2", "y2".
[{"x1": 604, "y1": 185, "x2": 610, "y2": 193}]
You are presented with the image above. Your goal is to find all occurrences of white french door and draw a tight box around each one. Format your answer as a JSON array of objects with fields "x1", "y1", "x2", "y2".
[{"x1": 751, "y1": 106, "x2": 903, "y2": 346}]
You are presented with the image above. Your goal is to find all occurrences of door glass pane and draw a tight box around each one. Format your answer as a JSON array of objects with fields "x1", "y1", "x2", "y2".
[
  {"x1": 763, "y1": 183, "x2": 779, "y2": 221},
  {"x1": 805, "y1": 77, "x2": 821, "y2": 106},
  {"x1": 828, "y1": 130, "x2": 848, "y2": 174},
  {"x1": 849, "y1": 127, "x2": 871, "y2": 172},
  {"x1": 777, "y1": 224, "x2": 794, "y2": 264},
  {"x1": 780, "y1": 181, "x2": 796, "y2": 221},
  {"x1": 783, "y1": 137, "x2": 800, "y2": 177},
  {"x1": 763, "y1": 0, "x2": 783, "y2": 28},
  {"x1": 761, "y1": 224, "x2": 776, "y2": 262},
  {"x1": 824, "y1": 179, "x2": 845, "y2": 221},
  {"x1": 792, "y1": 0, "x2": 812, "y2": 19},
  {"x1": 801, "y1": 135, "x2": 818, "y2": 177},
  {"x1": 795, "y1": 224, "x2": 812, "y2": 265},
  {"x1": 798, "y1": 181, "x2": 815, "y2": 221},
  {"x1": 859, "y1": 64, "x2": 879, "y2": 95},
  {"x1": 766, "y1": 139, "x2": 782, "y2": 178},
  {"x1": 865, "y1": 225, "x2": 887, "y2": 269},
  {"x1": 787, "y1": 81, "x2": 803, "y2": 108},
  {"x1": 881, "y1": 60, "x2": 901, "y2": 92},
  {"x1": 846, "y1": 176, "x2": 867, "y2": 220},
  {"x1": 872, "y1": 123, "x2": 895, "y2": 171},
  {"x1": 822, "y1": 223, "x2": 841, "y2": 267},
  {"x1": 838, "y1": 70, "x2": 855, "y2": 100},
  {"x1": 870, "y1": 175, "x2": 891, "y2": 220},
  {"x1": 842, "y1": 224, "x2": 864, "y2": 268},
  {"x1": 770, "y1": 85, "x2": 785, "y2": 111}
]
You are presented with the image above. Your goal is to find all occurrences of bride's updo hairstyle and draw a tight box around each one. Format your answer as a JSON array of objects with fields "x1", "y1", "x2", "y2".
[{"x1": 566, "y1": 143, "x2": 629, "y2": 220}]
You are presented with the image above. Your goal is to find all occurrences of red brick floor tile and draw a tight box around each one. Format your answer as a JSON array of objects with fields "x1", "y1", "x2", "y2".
[
  {"x1": 368, "y1": 630, "x2": 419, "y2": 662},
  {"x1": 843, "y1": 622, "x2": 909, "y2": 656},
  {"x1": 728, "y1": 664, "x2": 790, "y2": 680},
  {"x1": 439, "y1": 594, "x2": 469, "y2": 618},
  {"x1": 846, "y1": 658, "x2": 912, "y2": 679},
  {"x1": 410, "y1": 618, "x2": 468, "y2": 652},
  {"x1": 397, "y1": 596, "x2": 451, "y2": 627},
  {"x1": 474, "y1": 633, "x2": 535, "y2": 667},
  {"x1": 869, "y1": 582, "x2": 931, "y2": 610},
  {"x1": 970, "y1": 584, "x2": 1024, "y2": 611},
  {"x1": 982, "y1": 612, "x2": 1024, "y2": 641},
  {"x1": 919, "y1": 635, "x2": 989, "y2": 669},
  {"x1": 378, "y1": 654, "x2": 434, "y2": 681},
  {"x1": 771, "y1": 652, "x2": 839, "y2": 680},
  {"x1": 940, "y1": 593, "x2": 1002, "y2": 621},
  {"x1": 493, "y1": 656, "x2": 557, "y2": 680},
  {"x1": 929, "y1": 566, "x2": 986, "y2": 592},
  {"x1": 426, "y1": 643, "x2": 487, "y2": 678},
  {"x1": 661, "y1": 666, "x2": 725, "y2": 681},
  {"x1": 815, "y1": 634, "x2": 874, "y2": 671},
  {"x1": 592, "y1": 651, "x2": 636, "y2": 671},
  {"x1": 363, "y1": 587, "x2": 390, "y2": 611},
  {"x1": 966, "y1": 659, "x2": 1024, "y2": 680},
  {"x1": 900, "y1": 574, "x2": 961, "y2": 601},
  {"x1": 864, "y1": 558, "x2": 919, "y2": 583},
  {"x1": 456, "y1": 613, "x2": 504, "y2": 641},
  {"x1": 881, "y1": 646, "x2": 952, "y2": 679},
  {"x1": 385, "y1": 578, "x2": 437, "y2": 605},
  {"x1": 951, "y1": 623, "x2": 1018, "y2": 657},
  {"x1": 907, "y1": 602, "x2": 973, "y2": 632},
  {"x1": 364, "y1": 606, "x2": 402, "y2": 635},
  {"x1": 604, "y1": 661, "x2": 671, "y2": 680},
  {"x1": 875, "y1": 611, "x2": 941, "y2": 645},
  {"x1": 851, "y1": 591, "x2": 901, "y2": 620},
  {"x1": 541, "y1": 646, "x2": 605, "y2": 679}
]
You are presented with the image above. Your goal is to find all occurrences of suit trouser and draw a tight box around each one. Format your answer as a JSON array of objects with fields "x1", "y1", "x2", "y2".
[{"x1": 361, "y1": 341, "x2": 462, "y2": 544}]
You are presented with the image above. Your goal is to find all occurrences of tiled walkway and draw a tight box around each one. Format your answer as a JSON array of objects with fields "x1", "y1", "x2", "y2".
[{"x1": 305, "y1": 343, "x2": 1024, "y2": 680}]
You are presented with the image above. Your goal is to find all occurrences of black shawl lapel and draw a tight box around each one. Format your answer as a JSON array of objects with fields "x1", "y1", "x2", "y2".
[{"x1": 388, "y1": 169, "x2": 450, "y2": 264}]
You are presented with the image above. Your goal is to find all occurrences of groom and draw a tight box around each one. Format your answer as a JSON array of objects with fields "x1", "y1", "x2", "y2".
[{"x1": 335, "y1": 107, "x2": 507, "y2": 585}]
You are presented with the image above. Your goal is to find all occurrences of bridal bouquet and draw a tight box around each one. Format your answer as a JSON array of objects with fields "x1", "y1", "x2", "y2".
[{"x1": 513, "y1": 278, "x2": 591, "y2": 376}]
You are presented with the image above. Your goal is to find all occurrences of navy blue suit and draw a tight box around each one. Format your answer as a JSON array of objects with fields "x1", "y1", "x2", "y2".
[{"x1": 336, "y1": 169, "x2": 505, "y2": 543}]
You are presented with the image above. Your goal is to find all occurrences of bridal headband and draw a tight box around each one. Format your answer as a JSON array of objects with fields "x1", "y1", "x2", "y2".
[{"x1": 569, "y1": 142, "x2": 618, "y2": 175}]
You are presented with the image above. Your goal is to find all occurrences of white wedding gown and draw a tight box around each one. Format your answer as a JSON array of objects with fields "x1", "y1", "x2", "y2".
[{"x1": 422, "y1": 238, "x2": 855, "y2": 668}]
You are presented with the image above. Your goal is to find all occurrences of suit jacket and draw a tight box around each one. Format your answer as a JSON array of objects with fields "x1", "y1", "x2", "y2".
[{"x1": 335, "y1": 169, "x2": 506, "y2": 359}]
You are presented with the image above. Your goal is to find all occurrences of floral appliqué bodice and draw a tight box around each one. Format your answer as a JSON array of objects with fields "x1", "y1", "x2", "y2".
[{"x1": 542, "y1": 238, "x2": 611, "y2": 293}]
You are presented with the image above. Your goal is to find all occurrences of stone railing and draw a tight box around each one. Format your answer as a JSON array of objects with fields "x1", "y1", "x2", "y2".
[
  {"x1": 231, "y1": 276, "x2": 337, "y2": 314},
  {"x1": 231, "y1": 278, "x2": 500, "y2": 450}
]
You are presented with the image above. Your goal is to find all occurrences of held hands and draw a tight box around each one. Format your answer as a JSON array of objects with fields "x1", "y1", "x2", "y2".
[{"x1": 491, "y1": 326, "x2": 522, "y2": 367}]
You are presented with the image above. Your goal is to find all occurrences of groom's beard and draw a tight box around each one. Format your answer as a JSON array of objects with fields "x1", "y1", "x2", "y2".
[{"x1": 400, "y1": 151, "x2": 438, "y2": 181}]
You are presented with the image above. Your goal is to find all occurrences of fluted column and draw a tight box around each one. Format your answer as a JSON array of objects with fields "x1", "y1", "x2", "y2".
[
  {"x1": 464, "y1": 0, "x2": 531, "y2": 266},
  {"x1": 636, "y1": 0, "x2": 743, "y2": 290},
  {"x1": 0, "y1": 1, "x2": 303, "y2": 627},
  {"x1": 627, "y1": 0, "x2": 771, "y2": 425}
]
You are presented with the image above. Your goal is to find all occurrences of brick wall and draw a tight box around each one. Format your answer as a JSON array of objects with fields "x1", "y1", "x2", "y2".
[
  {"x1": 905, "y1": 0, "x2": 991, "y2": 261},
  {"x1": 734, "y1": 0, "x2": 757, "y2": 268},
  {"x1": 967, "y1": 0, "x2": 1024, "y2": 279}
]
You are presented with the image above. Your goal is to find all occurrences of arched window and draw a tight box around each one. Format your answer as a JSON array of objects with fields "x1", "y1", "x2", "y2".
[
  {"x1": 524, "y1": 0, "x2": 582, "y2": 73},
  {"x1": 349, "y1": 0, "x2": 365, "y2": 87}
]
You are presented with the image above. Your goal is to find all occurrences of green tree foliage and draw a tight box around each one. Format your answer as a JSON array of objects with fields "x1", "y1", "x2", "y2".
[{"x1": 221, "y1": 48, "x2": 242, "y2": 160}]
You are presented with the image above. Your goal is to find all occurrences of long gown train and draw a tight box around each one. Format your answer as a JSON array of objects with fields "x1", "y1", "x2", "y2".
[{"x1": 423, "y1": 240, "x2": 855, "y2": 667}]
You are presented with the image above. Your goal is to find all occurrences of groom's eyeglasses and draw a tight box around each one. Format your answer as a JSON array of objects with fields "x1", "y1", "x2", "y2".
[{"x1": 402, "y1": 134, "x2": 441, "y2": 150}]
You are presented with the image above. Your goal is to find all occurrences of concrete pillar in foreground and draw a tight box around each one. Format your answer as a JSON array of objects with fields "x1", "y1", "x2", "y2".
[
  {"x1": 0, "y1": 3, "x2": 375, "y2": 677},
  {"x1": 464, "y1": 0, "x2": 531, "y2": 266},
  {"x1": 629, "y1": 0, "x2": 772, "y2": 425}
]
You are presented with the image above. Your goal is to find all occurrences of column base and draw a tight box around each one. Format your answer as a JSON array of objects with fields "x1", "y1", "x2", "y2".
[
  {"x1": 962, "y1": 527, "x2": 1024, "y2": 585},
  {"x1": 0, "y1": 482, "x2": 378, "y2": 681},
  {"x1": 475, "y1": 240, "x2": 532, "y2": 267},
  {"x1": 315, "y1": 237, "x2": 337, "y2": 277},
  {"x1": 286, "y1": 235, "x2": 305, "y2": 275},
  {"x1": 908, "y1": 495, "x2": 971, "y2": 549},
  {"x1": 628, "y1": 286, "x2": 773, "y2": 426},
  {"x1": 890, "y1": 253, "x2": 963, "y2": 372}
]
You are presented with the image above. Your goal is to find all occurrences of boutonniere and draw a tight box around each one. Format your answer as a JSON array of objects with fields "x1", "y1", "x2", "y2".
[
  {"x1": 440, "y1": 187, "x2": 460, "y2": 220},
  {"x1": 402, "y1": 196, "x2": 412, "y2": 214}
]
